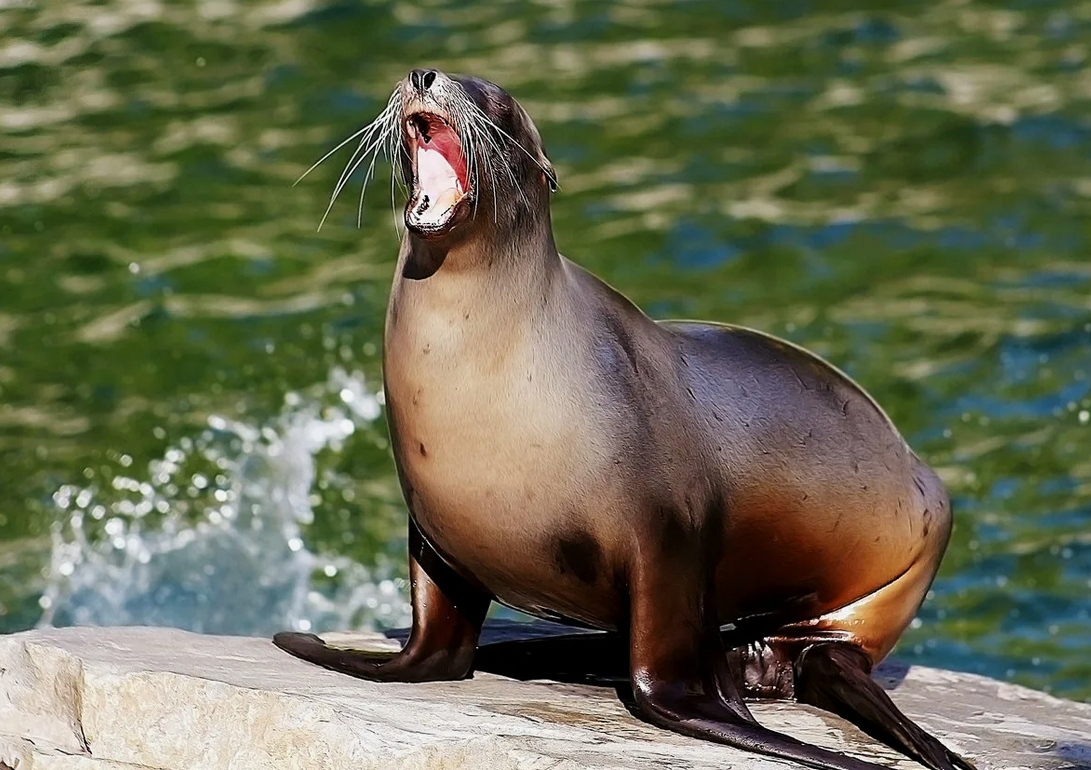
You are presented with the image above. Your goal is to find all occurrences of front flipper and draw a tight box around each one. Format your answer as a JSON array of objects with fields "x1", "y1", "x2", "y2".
[
  {"x1": 795, "y1": 643, "x2": 976, "y2": 770},
  {"x1": 626, "y1": 535, "x2": 891, "y2": 770},
  {"x1": 273, "y1": 518, "x2": 491, "y2": 682}
]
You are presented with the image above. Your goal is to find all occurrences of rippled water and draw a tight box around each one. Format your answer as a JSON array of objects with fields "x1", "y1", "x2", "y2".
[{"x1": 1, "y1": 0, "x2": 1089, "y2": 702}]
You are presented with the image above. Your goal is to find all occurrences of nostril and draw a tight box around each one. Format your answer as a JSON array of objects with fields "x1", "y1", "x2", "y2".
[
  {"x1": 410, "y1": 70, "x2": 421, "y2": 90},
  {"x1": 422, "y1": 70, "x2": 437, "y2": 89}
]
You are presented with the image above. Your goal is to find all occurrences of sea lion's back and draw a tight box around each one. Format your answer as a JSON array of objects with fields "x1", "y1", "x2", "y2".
[{"x1": 662, "y1": 320, "x2": 940, "y2": 616}]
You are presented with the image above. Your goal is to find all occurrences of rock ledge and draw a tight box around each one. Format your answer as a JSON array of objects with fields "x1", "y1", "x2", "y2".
[{"x1": 1, "y1": 625, "x2": 1090, "y2": 769}]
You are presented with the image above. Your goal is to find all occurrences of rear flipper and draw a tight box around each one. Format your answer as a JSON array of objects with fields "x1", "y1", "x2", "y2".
[{"x1": 795, "y1": 643, "x2": 976, "y2": 770}]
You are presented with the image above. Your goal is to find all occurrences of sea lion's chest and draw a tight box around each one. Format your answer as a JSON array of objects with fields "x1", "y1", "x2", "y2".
[{"x1": 383, "y1": 293, "x2": 607, "y2": 582}]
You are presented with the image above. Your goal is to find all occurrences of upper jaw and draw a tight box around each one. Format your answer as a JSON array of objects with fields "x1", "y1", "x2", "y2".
[{"x1": 401, "y1": 94, "x2": 453, "y2": 129}]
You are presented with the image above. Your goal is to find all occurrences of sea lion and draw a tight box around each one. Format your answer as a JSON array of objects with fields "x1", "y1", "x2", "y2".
[{"x1": 274, "y1": 68, "x2": 974, "y2": 770}]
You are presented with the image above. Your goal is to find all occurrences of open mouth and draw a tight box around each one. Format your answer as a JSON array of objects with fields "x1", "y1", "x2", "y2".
[{"x1": 405, "y1": 111, "x2": 470, "y2": 233}]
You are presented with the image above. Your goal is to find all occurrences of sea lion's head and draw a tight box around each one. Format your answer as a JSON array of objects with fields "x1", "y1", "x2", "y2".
[
  {"x1": 303, "y1": 70, "x2": 556, "y2": 245},
  {"x1": 396, "y1": 68, "x2": 557, "y2": 240}
]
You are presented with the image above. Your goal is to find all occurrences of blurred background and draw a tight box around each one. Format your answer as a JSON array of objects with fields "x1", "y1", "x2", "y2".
[{"x1": 1, "y1": 0, "x2": 1090, "y2": 702}]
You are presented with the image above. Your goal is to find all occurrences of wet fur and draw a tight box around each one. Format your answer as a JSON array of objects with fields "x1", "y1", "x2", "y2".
[{"x1": 275, "y1": 69, "x2": 973, "y2": 770}]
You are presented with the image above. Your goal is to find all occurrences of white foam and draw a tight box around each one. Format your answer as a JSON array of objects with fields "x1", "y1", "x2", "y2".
[{"x1": 39, "y1": 367, "x2": 411, "y2": 636}]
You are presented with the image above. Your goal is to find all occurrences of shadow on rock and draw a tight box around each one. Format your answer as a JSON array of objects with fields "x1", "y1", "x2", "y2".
[{"x1": 386, "y1": 618, "x2": 913, "y2": 691}]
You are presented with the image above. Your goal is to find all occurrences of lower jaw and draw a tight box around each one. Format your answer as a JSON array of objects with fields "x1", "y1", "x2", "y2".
[
  {"x1": 405, "y1": 217, "x2": 450, "y2": 237},
  {"x1": 405, "y1": 188, "x2": 469, "y2": 236}
]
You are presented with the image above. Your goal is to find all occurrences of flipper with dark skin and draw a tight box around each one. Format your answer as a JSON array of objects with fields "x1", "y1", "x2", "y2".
[
  {"x1": 273, "y1": 518, "x2": 489, "y2": 682},
  {"x1": 794, "y1": 644, "x2": 976, "y2": 770}
]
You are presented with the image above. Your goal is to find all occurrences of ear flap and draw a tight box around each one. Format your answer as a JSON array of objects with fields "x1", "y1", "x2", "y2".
[
  {"x1": 544, "y1": 163, "x2": 559, "y2": 193},
  {"x1": 540, "y1": 150, "x2": 558, "y2": 193}
]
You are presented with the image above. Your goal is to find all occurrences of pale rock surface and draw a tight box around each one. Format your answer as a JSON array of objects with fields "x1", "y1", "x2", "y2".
[{"x1": 0, "y1": 623, "x2": 1089, "y2": 770}]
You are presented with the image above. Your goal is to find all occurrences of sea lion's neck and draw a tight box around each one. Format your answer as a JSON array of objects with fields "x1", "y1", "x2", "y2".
[
  {"x1": 401, "y1": 210, "x2": 558, "y2": 277},
  {"x1": 390, "y1": 213, "x2": 564, "y2": 332}
]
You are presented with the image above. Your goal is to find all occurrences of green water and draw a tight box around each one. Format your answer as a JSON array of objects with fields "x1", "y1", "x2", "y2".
[{"x1": 1, "y1": 0, "x2": 1090, "y2": 702}]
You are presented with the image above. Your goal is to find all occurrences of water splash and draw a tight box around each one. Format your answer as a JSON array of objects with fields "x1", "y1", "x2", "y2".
[{"x1": 40, "y1": 367, "x2": 411, "y2": 636}]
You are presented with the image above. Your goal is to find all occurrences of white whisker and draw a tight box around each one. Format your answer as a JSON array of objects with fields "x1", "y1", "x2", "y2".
[
  {"x1": 300, "y1": 88, "x2": 402, "y2": 232},
  {"x1": 296, "y1": 90, "x2": 400, "y2": 188},
  {"x1": 294, "y1": 125, "x2": 371, "y2": 188},
  {"x1": 318, "y1": 141, "x2": 376, "y2": 230},
  {"x1": 318, "y1": 122, "x2": 395, "y2": 231}
]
